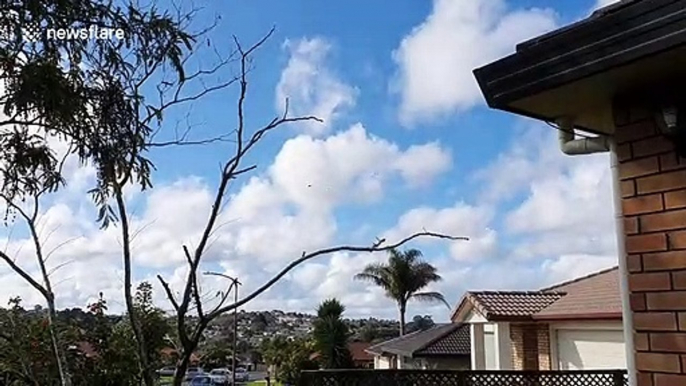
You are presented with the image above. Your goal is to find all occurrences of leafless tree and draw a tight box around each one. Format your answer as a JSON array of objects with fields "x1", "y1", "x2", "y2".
[
  {"x1": 118, "y1": 29, "x2": 468, "y2": 386},
  {"x1": 0, "y1": 186, "x2": 73, "y2": 386}
]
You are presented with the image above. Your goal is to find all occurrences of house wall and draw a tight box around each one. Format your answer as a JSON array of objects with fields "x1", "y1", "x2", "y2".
[
  {"x1": 374, "y1": 355, "x2": 394, "y2": 369},
  {"x1": 510, "y1": 323, "x2": 550, "y2": 370},
  {"x1": 614, "y1": 95, "x2": 686, "y2": 386}
]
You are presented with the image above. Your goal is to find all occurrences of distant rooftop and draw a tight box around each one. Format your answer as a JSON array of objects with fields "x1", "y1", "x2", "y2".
[
  {"x1": 453, "y1": 267, "x2": 621, "y2": 321},
  {"x1": 366, "y1": 323, "x2": 470, "y2": 358}
]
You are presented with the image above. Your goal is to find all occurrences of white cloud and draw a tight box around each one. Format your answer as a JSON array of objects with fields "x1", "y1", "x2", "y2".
[
  {"x1": 269, "y1": 123, "x2": 452, "y2": 212},
  {"x1": 491, "y1": 129, "x2": 617, "y2": 261},
  {"x1": 276, "y1": 37, "x2": 357, "y2": 136},
  {"x1": 394, "y1": 142, "x2": 452, "y2": 188},
  {"x1": 0, "y1": 121, "x2": 453, "y2": 315},
  {"x1": 541, "y1": 254, "x2": 617, "y2": 286},
  {"x1": 393, "y1": 0, "x2": 557, "y2": 124},
  {"x1": 384, "y1": 202, "x2": 496, "y2": 262}
]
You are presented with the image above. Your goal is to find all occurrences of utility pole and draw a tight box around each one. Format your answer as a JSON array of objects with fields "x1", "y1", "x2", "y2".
[
  {"x1": 205, "y1": 272, "x2": 241, "y2": 385},
  {"x1": 232, "y1": 277, "x2": 240, "y2": 386}
]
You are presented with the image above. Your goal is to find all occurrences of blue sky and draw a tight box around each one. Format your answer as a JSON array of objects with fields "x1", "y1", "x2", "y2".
[{"x1": 0, "y1": 0, "x2": 622, "y2": 321}]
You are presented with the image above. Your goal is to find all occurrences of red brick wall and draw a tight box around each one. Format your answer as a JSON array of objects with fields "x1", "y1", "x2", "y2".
[
  {"x1": 615, "y1": 100, "x2": 686, "y2": 386},
  {"x1": 510, "y1": 323, "x2": 550, "y2": 370}
]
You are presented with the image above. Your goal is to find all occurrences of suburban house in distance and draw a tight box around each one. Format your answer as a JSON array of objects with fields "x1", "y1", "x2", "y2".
[
  {"x1": 348, "y1": 342, "x2": 374, "y2": 369},
  {"x1": 366, "y1": 323, "x2": 471, "y2": 370},
  {"x1": 452, "y1": 267, "x2": 625, "y2": 371}
]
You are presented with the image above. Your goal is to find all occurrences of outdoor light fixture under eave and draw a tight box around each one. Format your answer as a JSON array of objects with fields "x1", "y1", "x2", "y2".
[{"x1": 655, "y1": 103, "x2": 686, "y2": 157}]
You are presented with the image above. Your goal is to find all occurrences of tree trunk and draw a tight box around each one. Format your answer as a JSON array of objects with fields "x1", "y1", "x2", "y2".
[
  {"x1": 46, "y1": 297, "x2": 72, "y2": 386},
  {"x1": 399, "y1": 302, "x2": 406, "y2": 336},
  {"x1": 27, "y1": 210, "x2": 72, "y2": 386},
  {"x1": 115, "y1": 188, "x2": 154, "y2": 386},
  {"x1": 172, "y1": 352, "x2": 192, "y2": 386}
]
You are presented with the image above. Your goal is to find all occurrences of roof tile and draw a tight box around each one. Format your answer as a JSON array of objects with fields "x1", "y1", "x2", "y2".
[
  {"x1": 367, "y1": 324, "x2": 470, "y2": 358},
  {"x1": 535, "y1": 267, "x2": 621, "y2": 318},
  {"x1": 468, "y1": 291, "x2": 564, "y2": 318},
  {"x1": 462, "y1": 267, "x2": 621, "y2": 321}
]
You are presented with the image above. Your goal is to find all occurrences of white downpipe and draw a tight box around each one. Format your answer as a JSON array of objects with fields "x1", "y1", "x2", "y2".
[
  {"x1": 556, "y1": 117, "x2": 635, "y2": 384},
  {"x1": 610, "y1": 139, "x2": 637, "y2": 386}
]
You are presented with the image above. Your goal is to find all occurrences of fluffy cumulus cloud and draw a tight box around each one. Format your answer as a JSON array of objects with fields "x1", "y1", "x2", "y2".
[
  {"x1": 0, "y1": 120, "x2": 453, "y2": 315},
  {"x1": 275, "y1": 37, "x2": 357, "y2": 136},
  {"x1": 0, "y1": 123, "x2": 620, "y2": 319},
  {"x1": 393, "y1": 0, "x2": 557, "y2": 124},
  {"x1": 383, "y1": 203, "x2": 496, "y2": 262},
  {"x1": 481, "y1": 128, "x2": 617, "y2": 262},
  {"x1": 269, "y1": 124, "x2": 452, "y2": 212}
]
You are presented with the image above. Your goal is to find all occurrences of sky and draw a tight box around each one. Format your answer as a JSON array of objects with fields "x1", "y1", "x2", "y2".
[{"x1": 0, "y1": 0, "x2": 623, "y2": 321}]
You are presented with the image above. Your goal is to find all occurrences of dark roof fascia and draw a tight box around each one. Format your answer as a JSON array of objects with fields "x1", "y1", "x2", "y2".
[
  {"x1": 413, "y1": 352, "x2": 471, "y2": 358},
  {"x1": 485, "y1": 315, "x2": 536, "y2": 322},
  {"x1": 381, "y1": 347, "x2": 414, "y2": 358},
  {"x1": 532, "y1": 312, "x2": 623, "y2": 321},
  {"x1": 449, "y1": 293, "x2": 473, "y2": 322},
  {"x1": 474, "y1": 0, "x2": 686, "y2": 110}
]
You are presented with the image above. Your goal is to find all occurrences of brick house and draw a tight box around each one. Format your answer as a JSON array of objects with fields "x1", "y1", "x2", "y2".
[
  {"x1": 472, "y1": 0, "x2": 686, "y2": 385},
  {"x1": 452, "y1": 267, "x2": 624, "y2": 371}
]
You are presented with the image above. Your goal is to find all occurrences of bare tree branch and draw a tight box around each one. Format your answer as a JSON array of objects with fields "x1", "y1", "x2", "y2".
[
  {"x1": 44, "y1": 237, "x2": 79, "y2": 264},
  {"x1": 157, "y1": 275, "x2": 180, "y2": 312},
  {"x1": 0, "y1": 250, "x2": 49, "y2": 300},
  {"x1": 146, "y1": 133, "x2": 235, "y2": 148},
  {"x1": 202, "y1": 271, "x2": 240, "y2": 316},
  {"x1": 207, "y1": 232, "x2": 467, "y2": 320}
]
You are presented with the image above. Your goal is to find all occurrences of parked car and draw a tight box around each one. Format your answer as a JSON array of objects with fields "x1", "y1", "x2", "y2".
[
  {"x1": 184, "y1": 367, "x2": 204, "y2": 381},
  {"x1": 208, "y1": 368, "x2": 230, "y2": 384},
  {"x1": 189, "y1": 375, "x2": 214, "y2": 385},
  {"x1": 233, "y1": 367, "x2": 249, "y2": 382},
  {"x1": 156, "y1": 366, "x2": 176, "y2": 377}
]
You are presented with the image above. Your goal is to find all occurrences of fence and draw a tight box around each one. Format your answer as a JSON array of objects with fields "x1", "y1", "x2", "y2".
[{"x1": 299, "y1": 369, "x2": 629, "y2": 386}]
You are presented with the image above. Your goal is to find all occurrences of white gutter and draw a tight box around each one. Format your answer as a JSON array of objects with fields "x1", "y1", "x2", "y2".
[
  {"x1": 557, "y1": 117, "x2": 610, "y2": 155},
  {"x1": 555, "y1": 117, "x2": 636, "y2": 386}
]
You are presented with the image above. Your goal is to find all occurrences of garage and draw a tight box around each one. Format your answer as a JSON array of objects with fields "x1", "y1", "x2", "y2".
[{"x1": 556, "y1": 329, "x2": 626, "y2": 370}]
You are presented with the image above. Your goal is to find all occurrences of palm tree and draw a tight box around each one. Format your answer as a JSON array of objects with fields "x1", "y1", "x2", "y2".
[
  {"x1": 354, "y1": 248, "x2": 449, "y2": 336},
  {"x1": 313, "y1": 299, "x2": 353, "y2": 369}
]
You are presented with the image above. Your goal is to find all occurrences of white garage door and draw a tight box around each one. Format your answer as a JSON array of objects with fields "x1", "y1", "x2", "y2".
[{"x1": 557, "y1": 329, "x2": 626, "y2": 370}]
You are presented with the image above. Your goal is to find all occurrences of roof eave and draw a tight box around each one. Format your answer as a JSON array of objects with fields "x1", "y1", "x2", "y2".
[
  {"x1": 413, "y1": 352, "x2": 471, "y2": 358},
  {"x1": 474, "y1": 0, "x2": 686, "y2": 122},
  {"x1": 532, "y1": 312, "x2": 623, "y2": 321}
]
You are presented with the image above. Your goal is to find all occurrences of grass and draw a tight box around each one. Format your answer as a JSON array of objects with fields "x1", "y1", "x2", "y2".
[
  {"x1": 157, "y1": 376, "x2": 174, "y2": 385},
  {"x1": 246, "y1": 381, "x2": 283, "y2": 386}
]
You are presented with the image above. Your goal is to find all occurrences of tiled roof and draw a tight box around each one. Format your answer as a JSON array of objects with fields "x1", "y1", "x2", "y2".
[
  {"x1": 348, "y1": 342, "x2": 374, "y2": 362},
  {"x1": 453, "y1": 267, "x2": 621, "y2": 322},
  {"x1": 466, "y1": 291, "x2": 565, "y2": 319},
  {"x1": 366, "y1": 324, "x2": 470, "y2": 358},
  {"x1": 536, "y1": 267, "x2": 621, "y2": 319},
  {"x1": 415, "y1": 324, "x2": 470, "y2": 356}
]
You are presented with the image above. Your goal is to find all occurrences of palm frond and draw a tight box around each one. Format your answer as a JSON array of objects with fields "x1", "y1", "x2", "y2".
[
  {"x1": 413, "y1": 262, "x2": 442, "y2": 283},
  {"x1": 410, "y1": 291, "x2": 450, "y2": 308},
  {"x1": 403, "y1": 248, "x2": 423, "y2": 263},
  {"x1": 353, "y1": 272, "x2": 391, "y2": 291}
]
